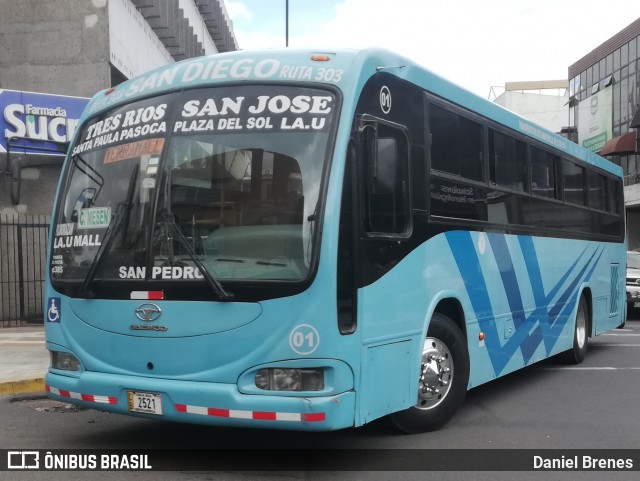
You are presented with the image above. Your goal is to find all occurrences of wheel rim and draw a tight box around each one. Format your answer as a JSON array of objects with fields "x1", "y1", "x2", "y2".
[
  {"x1": 576, "y1": 301, "x2": 587, "y2": 348},
  {"x1": 416, "y1": 337, "x2": 454, "y2": 410}
]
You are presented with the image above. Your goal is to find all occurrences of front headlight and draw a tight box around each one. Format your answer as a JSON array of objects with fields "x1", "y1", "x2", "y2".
[
  {"x1": 255, "y1": 368, "x2": 324, "y2": 391},
  {"x1": 50, "y1": 351, "x2": 81, "y2": 371}
]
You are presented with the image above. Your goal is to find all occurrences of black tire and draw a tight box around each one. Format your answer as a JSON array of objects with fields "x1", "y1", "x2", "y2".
[
  {"x1": 389, "y1": 313, "x2": 470, "y2": 433},
  {"x1": 561, "y1": 295, "x2": 589, "y2": 364}
]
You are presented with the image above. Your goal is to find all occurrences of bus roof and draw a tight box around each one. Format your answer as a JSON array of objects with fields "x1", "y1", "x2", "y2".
[{"x1": 84, "y1": 48, "x2": 620, "y2": 177}]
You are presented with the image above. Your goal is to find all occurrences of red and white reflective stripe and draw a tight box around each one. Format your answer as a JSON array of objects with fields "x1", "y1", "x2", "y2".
[
  {"x1": 174, "y1": 403, "x2": 325, "y2": 422},
  {"x1": 46, "y1": 384, "x2": 117, "y2": 405},
  {"x1": 130, "y1": 291, "x2": 164, "y2": 300}
]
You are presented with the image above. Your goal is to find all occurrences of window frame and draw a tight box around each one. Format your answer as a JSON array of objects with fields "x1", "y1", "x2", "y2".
[
  {"x1": 358, "y1": 114, "x2": 413, "y2": 240},
  {"x1": 427, "y1": 95, "x2": 486, "y2": 183},
  {"x1": 423, "y1": 92, "x2": 624, "y2": 242},
  {"x1": 588, "y1": 169, "x2": 609, "y2": 214},
  {"x1": 488, "y1": 126, "x2": 529, "y2": 192},
  {"x1": 562, "y1": 158, "x2": 588, "y2": 207},
  {"x1": 530, "y1": 145, "x2": 561, "y2": 201}
]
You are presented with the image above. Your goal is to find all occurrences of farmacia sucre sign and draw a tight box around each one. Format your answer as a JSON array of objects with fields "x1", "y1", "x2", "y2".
[{"x1": 0, "y1": 89, "x2": 88, "y2": 154}]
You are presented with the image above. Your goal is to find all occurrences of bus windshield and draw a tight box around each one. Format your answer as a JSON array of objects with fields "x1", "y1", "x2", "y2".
[{"x1": 50, "y1": 85, "x2": 337, "y2": 295}]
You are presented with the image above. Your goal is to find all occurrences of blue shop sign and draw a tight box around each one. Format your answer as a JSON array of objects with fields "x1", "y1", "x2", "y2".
[{"x1": 1, "y1": 89, "x2": 89, "y2": 156}]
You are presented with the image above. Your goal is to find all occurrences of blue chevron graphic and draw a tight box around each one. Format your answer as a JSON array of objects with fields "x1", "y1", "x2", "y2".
[{"x1": 446, "y1": 231, "x2": 603, "y2": 376}]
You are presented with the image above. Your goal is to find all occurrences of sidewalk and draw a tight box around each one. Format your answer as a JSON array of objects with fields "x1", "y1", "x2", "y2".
[{"x1": 0, "y1": 325, "x2": 48, "y2": 395}]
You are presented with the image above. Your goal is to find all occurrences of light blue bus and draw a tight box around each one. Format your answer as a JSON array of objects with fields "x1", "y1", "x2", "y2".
[{"x1": 44, "y1": 48, "x2": 626, "y2": 432}]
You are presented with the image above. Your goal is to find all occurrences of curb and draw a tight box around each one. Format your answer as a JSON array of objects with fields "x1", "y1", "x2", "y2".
[{"x1": 0, "y1": 378, "x2": 45, "y2": 395}]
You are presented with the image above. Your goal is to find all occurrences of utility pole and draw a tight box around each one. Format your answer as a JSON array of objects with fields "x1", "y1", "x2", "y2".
[{"x1": 286, "y1": 0, "x2": 289, "y2": 47}]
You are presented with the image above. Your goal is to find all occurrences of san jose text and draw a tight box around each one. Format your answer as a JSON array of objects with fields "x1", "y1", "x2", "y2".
[{"x1": 174, "y1": 115, "x2": 327, "y2": 133}]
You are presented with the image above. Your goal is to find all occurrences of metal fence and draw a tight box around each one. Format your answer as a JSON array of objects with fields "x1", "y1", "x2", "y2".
[{"x1": 0, "y1": 214, "x2": 49, "y2": 327}]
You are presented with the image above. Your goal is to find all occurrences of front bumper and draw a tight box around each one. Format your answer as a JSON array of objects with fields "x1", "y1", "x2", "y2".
[{"x1": 45, "y1": 371, "x2": 355, "y2": 431}]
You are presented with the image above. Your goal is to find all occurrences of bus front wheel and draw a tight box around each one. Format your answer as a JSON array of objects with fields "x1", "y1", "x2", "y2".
[{"x1": 389, "y1": 313, "x2": 470, "y2": 433}]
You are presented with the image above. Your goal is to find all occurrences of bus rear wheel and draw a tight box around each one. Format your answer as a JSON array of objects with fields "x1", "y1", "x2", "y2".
[
  {"x1": 389, "y1": 313, "x2": 469, "y2": 433},
  {"x1": 561, "y1": 295, "x2": 589, "y2": 364}
]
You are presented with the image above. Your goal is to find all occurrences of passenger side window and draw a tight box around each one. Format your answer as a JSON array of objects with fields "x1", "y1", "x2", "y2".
[
  {"x1": 360, "y1": 116, "x2": 411, "y2": 237},
  {"x1": 429, "y1": 103, "x2": 483, "y2": 181},
  {"x1": 489, "y1": 129, "x2": 527, "y2": 191},
  {"x1": 589, "y1": 171, "x2": 607, "y2": 211},
  {"x1": 608, "y1": 178, "x2": 622, "y2": 215},
  {"x1": 531, "y1": 147, "x2": 559, "y2": 199},
  {"x1": 563, "y1": 160, "x2": 586, "y2": 206}
]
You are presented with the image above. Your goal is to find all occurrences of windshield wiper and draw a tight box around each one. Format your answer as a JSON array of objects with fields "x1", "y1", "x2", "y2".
[
  {"x1": 78, "y1": 166, "x2": 138, "y2": 298},
  {"x1": 159, "y1": 208, "x2": 233, "y2": 301}
]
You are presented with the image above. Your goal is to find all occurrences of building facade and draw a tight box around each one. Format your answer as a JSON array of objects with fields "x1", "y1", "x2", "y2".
[
  {"x1": 569, "y1": 18, "x2": 640, "y2": 249},
  {"x1": 0, "y1": 0, "x2": 238, "y2": 214},
  {"x1": 0, "y1": 0, "x2": 237, "y2": 97},
  {"x1": 0, "y1": 1, "x2": 238, "y2": 324},
  {"x1": 491, "y1": 80, "x2": 569, "y2": 134}
]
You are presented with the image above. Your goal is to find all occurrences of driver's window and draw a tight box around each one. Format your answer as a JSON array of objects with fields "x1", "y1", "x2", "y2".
[{"x1": 360, "y1": 116, "x2": 411, "y2": 237}]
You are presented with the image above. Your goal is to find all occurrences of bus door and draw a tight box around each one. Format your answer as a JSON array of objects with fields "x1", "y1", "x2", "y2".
[{"x1": 351, "y1": 114, "x2": 415, "y2": 423}]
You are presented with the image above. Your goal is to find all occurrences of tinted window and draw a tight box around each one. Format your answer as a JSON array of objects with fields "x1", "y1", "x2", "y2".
[
  {"x1": 589, "y1": 171, "x2": 607, "y2": 211},
  {"x1": 337, "y1": 146, "x2": 356, "y2": 334},
  {"x1": 430, "y1": 103, "x2": 483, "y2": 181},
  {"x1": 531, "y1": 147, "x2": 558, "y2": 199},
  {"x1": 363, "y1": 120, "x2": 411, "y2": 235},
  {"x1": 430, "y1": 178, "x2": 487, "y2": 221},
  {"x1": 486, "y1": 189, "x2": 527, "y2": 226},
  {"x1": 608, "y1": 178, "x2": 622, "y2": 215},
  {"x1": 489, "y1": 129, "x2": 527, "y2": 191},
  {"x1": 430, "y1": 104, "x2": 457, "y2": 175},
  {"x1": 459, "y1": 117, "x2": 483, "y2": 180},
  {"x1": 563, "y1": 160, "x2": 586, "y2": 206}
]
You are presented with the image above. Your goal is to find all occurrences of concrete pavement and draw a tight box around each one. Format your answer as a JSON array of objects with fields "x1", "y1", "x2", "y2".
[{"x1": 0, "y1": 325, "x2": 47, "y2": 395}]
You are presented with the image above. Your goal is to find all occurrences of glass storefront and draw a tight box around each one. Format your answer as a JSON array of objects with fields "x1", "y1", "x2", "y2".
[{"x1": 570, "y1": 34, "x2": 639, "y2": 179}]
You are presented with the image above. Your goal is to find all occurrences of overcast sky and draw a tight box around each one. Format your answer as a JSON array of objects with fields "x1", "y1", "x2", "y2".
[{"x1": 226, "y1": 0, "x2": 640, "y2": 98}]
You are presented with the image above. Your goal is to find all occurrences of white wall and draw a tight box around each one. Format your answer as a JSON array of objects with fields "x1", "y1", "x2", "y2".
[
  {"x1": 494, "y1": 90, "x2": 569, "y2": 133},
  {"x1": 109, "y1": 0, "x2": 174, "y2": 80},
  {"x1": 178, "y1": 0, "x2": 218, "y2": 55}
]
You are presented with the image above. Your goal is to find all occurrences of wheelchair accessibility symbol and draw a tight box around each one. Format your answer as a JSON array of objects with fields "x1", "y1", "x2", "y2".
[{"x1": 47, "y1": 297, "x2": 61, "y2": 323}]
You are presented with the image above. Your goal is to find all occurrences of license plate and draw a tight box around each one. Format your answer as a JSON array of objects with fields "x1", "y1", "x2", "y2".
[{"x1": 128, "y1": 391, "x2": 163, "y2": 415}]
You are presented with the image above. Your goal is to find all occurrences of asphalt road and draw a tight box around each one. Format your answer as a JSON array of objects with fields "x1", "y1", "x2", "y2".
[{"x1": 2, "y1": 319, "x2": 640, "y2": 481}]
